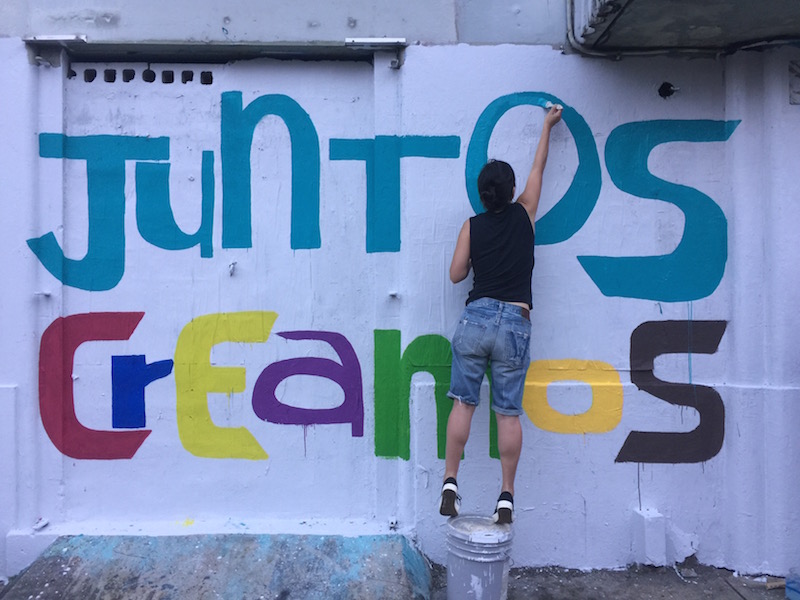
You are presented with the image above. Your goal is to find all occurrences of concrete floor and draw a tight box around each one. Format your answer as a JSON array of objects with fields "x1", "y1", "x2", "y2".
[{"x1": 432, "y1": 560, "x2": 785, "y2": 600}]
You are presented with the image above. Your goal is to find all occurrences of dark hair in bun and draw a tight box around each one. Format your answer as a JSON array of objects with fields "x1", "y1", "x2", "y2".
[{"x1": 477, "y1": 160, "x2": 515, "y2": 211}]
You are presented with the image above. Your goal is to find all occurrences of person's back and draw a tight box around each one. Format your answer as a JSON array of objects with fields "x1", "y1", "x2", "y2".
[{"x1": 468, "y1": 202, "x2": 534, "y2": 308}]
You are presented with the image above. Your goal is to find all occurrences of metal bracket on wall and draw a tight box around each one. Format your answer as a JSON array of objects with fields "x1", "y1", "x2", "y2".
[
  {"x1": 24, "y1": 34, "x2": 87, "y2": 67},
  {"x1": 23, "y1": 36, "x2": 407, "y2": 65},
  {"x1": 345, "y1": 37, "x2": 407, "y2": 69}
]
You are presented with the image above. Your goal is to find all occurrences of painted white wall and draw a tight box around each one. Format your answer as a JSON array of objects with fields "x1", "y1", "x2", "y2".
[
  {"x1": 1, "y1": 35, "x2": 798, "y2": 580},
  {"x1": 0, "y1": 38, "x2": 58, "y2": 579}
]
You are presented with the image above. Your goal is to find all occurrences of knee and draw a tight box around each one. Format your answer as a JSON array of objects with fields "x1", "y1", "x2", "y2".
[{"x1": 495, "y1": 413, "x2": 521, "y2": 428}]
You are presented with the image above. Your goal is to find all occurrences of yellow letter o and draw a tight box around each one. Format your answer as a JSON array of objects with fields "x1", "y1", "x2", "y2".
[{"x1": 522, "y1": 359, "x2": 623, "y2": 434}]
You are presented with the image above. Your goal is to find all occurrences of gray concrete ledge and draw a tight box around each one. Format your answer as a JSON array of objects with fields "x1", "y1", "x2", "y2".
[{"x1": 0, "y1": 534, "x2": 431, "y2": 600}]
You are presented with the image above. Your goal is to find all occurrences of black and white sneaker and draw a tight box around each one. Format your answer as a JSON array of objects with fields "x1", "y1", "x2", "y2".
[
  {"x1": 439, "y1": 477, "x2": 461, "y2": 517},
  {"x1": 492, "y1": 491, "x2": 514, "y2": 524}
]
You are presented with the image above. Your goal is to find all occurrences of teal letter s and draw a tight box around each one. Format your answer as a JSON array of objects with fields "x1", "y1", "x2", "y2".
[{"x1": 579, "y1": 120, "x2": 740, "y2": 302}]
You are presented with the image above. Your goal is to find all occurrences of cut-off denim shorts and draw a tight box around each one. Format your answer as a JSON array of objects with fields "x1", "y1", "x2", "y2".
[{"x1": 447, "y1": 297, "x2": 532, "y2": 416}]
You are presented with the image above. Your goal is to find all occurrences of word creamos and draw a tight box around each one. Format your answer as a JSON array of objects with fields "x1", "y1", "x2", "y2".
[{"x1": 40, "y1": 311, "x2": 726, "y2": 465}]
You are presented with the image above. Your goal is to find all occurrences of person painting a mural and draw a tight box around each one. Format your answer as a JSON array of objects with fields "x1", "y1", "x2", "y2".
[{"x1": 440, "y1": 104, "x2": 563, "y2": 524}]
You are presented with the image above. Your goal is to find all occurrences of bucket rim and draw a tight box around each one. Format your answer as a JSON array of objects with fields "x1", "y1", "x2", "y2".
[{"x1": 445, "y1": 514, "x2": 513, "y2": 544}]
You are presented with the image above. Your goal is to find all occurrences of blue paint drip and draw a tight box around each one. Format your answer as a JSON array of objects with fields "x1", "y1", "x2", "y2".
[{"x1": 687, "y1": 302, "x2": 693, "y2": 385}]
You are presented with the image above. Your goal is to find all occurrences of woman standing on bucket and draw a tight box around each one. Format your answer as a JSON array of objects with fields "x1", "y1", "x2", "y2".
[{"x1": 440, "y1": 104, "x2": 563, "y2": 524}]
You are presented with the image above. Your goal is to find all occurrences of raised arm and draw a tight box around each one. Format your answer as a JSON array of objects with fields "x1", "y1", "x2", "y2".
[
  {"x1": 449, "y1": 219, "x2": 471, "y2": 283},
  {"x1": 516, "y1": 106, "x2": 563, "y2": 224}
]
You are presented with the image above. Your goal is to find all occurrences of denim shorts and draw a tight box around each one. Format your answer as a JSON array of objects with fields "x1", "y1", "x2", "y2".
[{"x1": 448, "y1": 297, "x2": 532, "y2": 416}]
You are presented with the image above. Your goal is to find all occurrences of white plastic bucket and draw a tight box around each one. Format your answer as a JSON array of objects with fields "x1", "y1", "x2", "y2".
[{"x1": 446, "y1": 515, "x2": 513, "y2": 600}]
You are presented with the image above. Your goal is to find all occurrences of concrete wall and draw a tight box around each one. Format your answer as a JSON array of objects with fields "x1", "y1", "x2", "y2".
[
  {"x1": 1, "y1": 0, "x2": 566, "y2": 46},
  {"x1": 1, "y1": 2, "x2": 799, "y2": 583}
]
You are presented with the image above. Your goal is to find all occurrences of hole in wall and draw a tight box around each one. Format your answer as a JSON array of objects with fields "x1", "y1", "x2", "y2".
[
  {"x1": 658, "y1": 81, "x2": 677, "y2": 98},
  {"x1": 75, "y1": 65, "x2": 213, "y2": 85}
]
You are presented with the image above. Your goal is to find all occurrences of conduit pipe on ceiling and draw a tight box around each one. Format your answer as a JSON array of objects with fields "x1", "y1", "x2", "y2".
[{"x1": 562, "y1": 0, "x2": 796, "y2": 59}]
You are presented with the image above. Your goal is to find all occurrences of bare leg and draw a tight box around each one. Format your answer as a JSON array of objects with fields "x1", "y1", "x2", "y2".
[
  {"x1": 444, "y1": 400, "x2": 477, "y2": 481},
  {"x1": 495, "y1": 414, "x2": 522, "y2": 495}
]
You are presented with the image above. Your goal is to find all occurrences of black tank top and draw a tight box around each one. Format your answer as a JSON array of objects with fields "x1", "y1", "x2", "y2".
[{"x1": 466, "y1": 202, "x2": 534, "y2": 307}]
